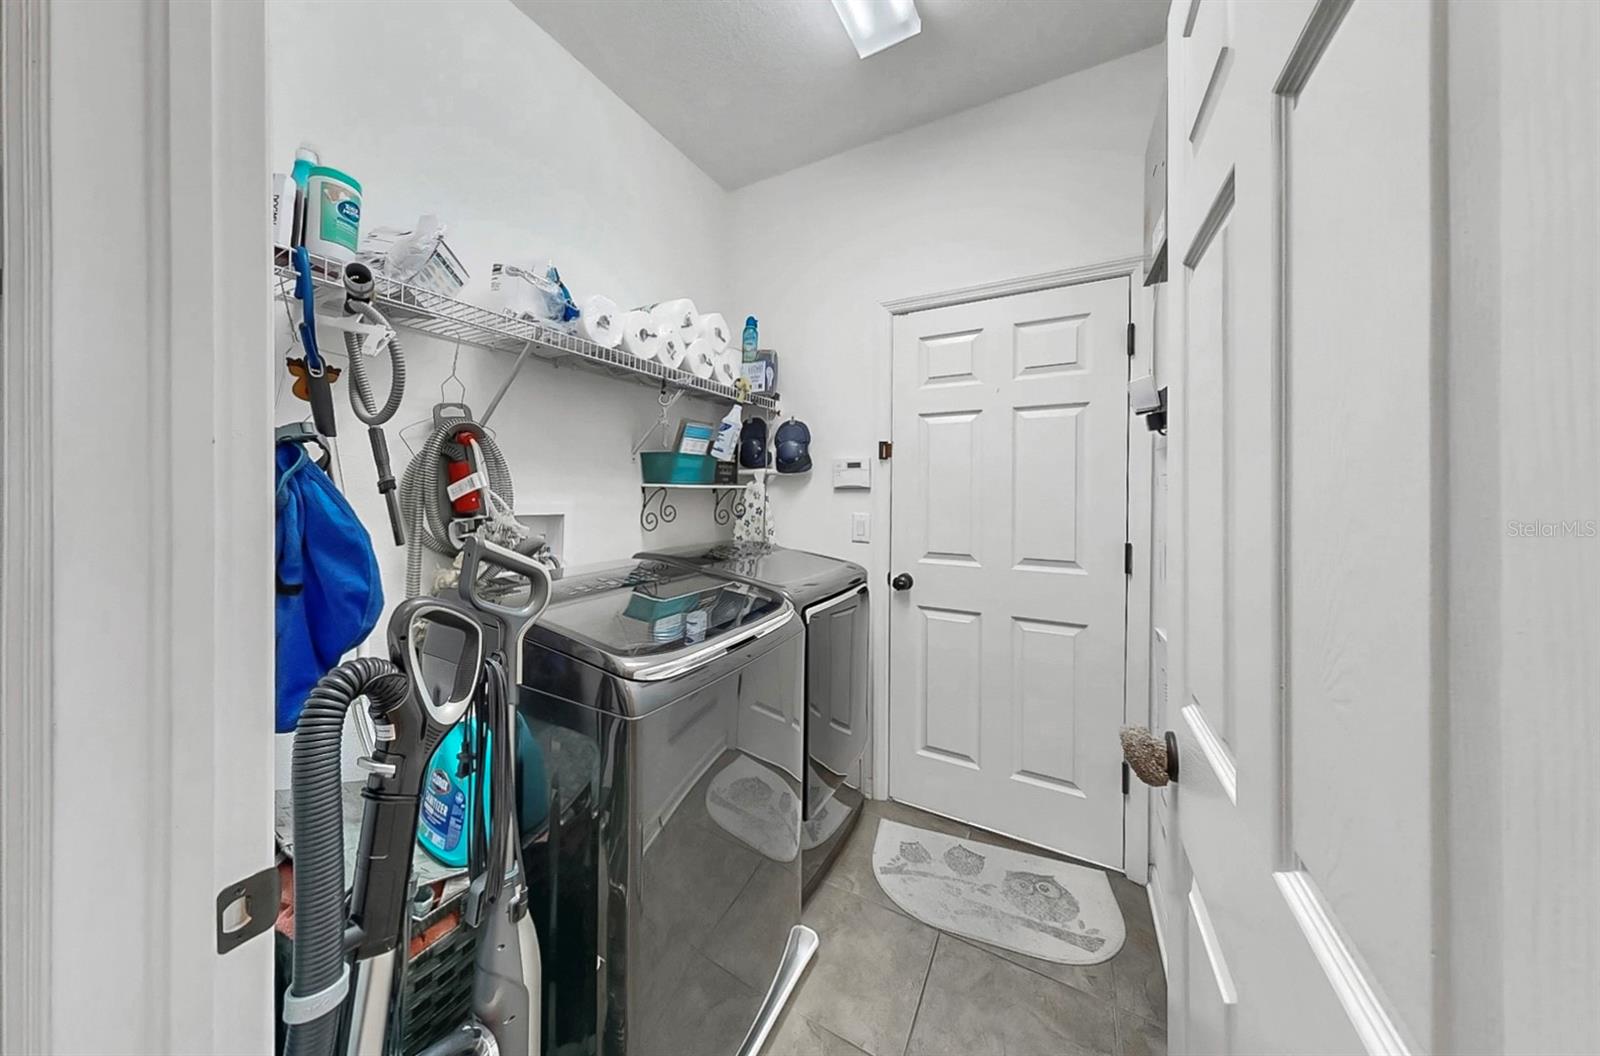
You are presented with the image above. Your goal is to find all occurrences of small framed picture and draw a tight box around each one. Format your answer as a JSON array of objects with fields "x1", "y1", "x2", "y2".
[{"x1": 674, "y1": 419, "x2": 716, "y2": 456}]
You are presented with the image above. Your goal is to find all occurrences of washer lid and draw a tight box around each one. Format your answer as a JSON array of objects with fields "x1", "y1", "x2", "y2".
[
  {"x1": 637, "y1": 541, "x2": 866, "y2": 610},
  {"x1": 525, "y1": 557, "x2": 792, "y2": 679}
]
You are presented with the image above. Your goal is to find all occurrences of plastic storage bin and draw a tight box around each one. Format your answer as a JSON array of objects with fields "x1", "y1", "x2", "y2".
[{"x1": 640, "y1": 452, "x2": 716, "y2": 485}]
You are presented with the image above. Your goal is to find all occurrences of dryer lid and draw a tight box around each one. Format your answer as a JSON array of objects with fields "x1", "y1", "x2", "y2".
[
  {"x1": 524, "y1": 558, "x2": 791, "y2": 679},
  {"x1": 638, "y1": 542, "x2": 866, "y2": 610}
]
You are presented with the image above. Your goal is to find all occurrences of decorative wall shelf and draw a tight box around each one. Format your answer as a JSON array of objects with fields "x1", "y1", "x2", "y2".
[
  {"x1": 639, "y1": 484, "x2": 747, "y2": 530},
  {"x1": 274, "y1": 249, "x2": 779, "y2": 411}
]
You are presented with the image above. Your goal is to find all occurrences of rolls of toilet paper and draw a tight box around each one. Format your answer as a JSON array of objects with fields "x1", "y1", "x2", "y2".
[
  {"x1": 647, "y1": 298, "x2": 698, "y2": 334},
  {"x1": 680, "y1": 317, "x2": 707, "y2": 348},
  {"x1": 658, "y1": 331, "x2": 687, "y2": 370},
  {"x1": 578, "y1": 294, "x2": 623, "y2": 349},
  {"x1": 620, "y1": 310, "x2": 662, "y2": 360},
  {"x1": 713, "y1": 346, "x2": 740, "y2": 387},
  {"x1": 685, "y1": 336, "x2": 717, "y2": 380},
  {"x1": 700, "y1": 312, "x2": 731, "y2": 353}
]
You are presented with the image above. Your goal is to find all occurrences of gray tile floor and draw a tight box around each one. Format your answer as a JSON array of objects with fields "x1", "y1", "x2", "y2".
[{"x1": 766, "y1": 800, "x2": 1168, "y2": 1056}]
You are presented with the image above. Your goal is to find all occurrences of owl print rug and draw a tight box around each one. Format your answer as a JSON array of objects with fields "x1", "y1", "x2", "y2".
[{"x1": 871, "y1": 819, "x2": 1126, "y2": 965}]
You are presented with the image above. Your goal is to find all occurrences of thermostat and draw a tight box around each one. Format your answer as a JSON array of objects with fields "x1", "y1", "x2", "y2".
[{"x1": 833, "y1": 457, "x2": 872, "y2": 490}]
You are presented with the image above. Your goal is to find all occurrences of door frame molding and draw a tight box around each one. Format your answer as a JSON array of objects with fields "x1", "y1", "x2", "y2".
[
  {"x1": 0, "y1": 0, "x2": 54, "y2": 1049},
  {"x1": 1, "y1": 2, "x2": 275, "y2": 1049},
  {"x1": 875, "y1": 253, "x2": 1150, "y2": 875}
]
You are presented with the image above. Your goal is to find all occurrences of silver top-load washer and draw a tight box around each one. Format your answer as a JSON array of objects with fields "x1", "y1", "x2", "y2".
[
  {"x1": 516, "y1": 557, "x2": 809, "y2": 1056},
  {"x1": 636, "y1": 542, "x2": 870, "y2": 899}
]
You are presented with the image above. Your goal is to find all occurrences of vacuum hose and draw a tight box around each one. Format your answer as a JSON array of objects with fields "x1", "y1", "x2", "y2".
[
  {"x1": 285, "y1": 658, "x2": 409, "y2": 1056},
  {"x1": 343, "y1": 262, "x2": 408, "y2": 545},
  {"x1": 397, "y1": 417, "x2": 514, "y2": 598}
]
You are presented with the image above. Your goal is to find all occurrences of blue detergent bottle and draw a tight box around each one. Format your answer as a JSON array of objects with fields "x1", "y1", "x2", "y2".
[
  {"x1": 742, "y1": 316, "x2": 759, "y2": 356},
  {"x1": 417, "y1": 713, "x2": 549, "y2": 867}
]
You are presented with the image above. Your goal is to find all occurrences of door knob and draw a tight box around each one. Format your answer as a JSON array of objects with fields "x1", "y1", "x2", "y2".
[
  {"x1": 1120, "y1": 726, "x2": 1179, "y2": 786},
  {"x1": 890, "y1": 572, "x2": 914, "y2": 591}
]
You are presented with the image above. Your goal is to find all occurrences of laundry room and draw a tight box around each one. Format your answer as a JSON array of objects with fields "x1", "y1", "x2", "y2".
[
  {"x1": 6, "y1": 0, "x2": 1594, "y2": 1054},
  {"x1": 264, "y1": 2, "x2": 1168, "y2": 1055}
]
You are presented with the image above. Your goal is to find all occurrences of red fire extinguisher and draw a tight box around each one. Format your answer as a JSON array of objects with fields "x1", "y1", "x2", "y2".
[{"x1": 442, "y1": 431, "x2": 484, "y2": 516}]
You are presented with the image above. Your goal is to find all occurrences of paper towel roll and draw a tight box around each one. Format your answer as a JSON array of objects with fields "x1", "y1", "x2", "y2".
[
  {"x1": 657, "y1": 331, "x2": 687, "y2": 370},
  {"x1": 713, "y1": 346, "x2": 740, "y2": 387},
  {"x1": 685, "y1": 336, "x2": 717, "y2": 380},
  {"x1": 700, "y1": 312, "x2": 731, "y2": 352},
  {"x1": 578, "y1": 294, "x2": 623, "y2": 349},
  {"x1": 620, "y1": 310, "x2": 662, "y2": 360}
]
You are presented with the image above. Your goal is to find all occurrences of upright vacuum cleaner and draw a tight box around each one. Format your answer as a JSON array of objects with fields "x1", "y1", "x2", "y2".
[{"x1": 283, "y1": 536, "x2": 552, "y2": 1056}]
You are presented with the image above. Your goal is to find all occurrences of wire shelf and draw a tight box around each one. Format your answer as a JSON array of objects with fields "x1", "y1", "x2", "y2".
[{"x1": 274, "y1": 248, "x2": 779, "y2": 411}]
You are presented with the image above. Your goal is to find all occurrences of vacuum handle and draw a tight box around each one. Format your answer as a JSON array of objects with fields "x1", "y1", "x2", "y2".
[{"x1": 458, "y1": 536, "x2": 553, "y2": 629}]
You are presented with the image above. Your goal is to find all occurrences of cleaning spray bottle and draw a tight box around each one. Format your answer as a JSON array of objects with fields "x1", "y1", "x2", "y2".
[
  {"x1": 417, "y1": 711, "x2": 549, "y2": 866},
  {"x1": 712, "y1": 404, "x2": 743, "y2": 462}
]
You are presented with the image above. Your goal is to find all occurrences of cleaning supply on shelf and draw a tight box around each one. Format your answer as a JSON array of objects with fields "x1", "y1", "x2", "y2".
[
  {"x1": 742, "y1": 349, "x2": 779, "y2": 393},
  {"x1": 358, "y1": 215, "x2": 469, "y2": 295},
  {"x1": 542, "y1": 263, "x2": 581, "y2": 326},
  {"x1": 489, "y1": 261, "x2": 581, "y2": 328},
  {"x1": 620, "y1": 310, "x2": 662, "y2": 359},
  {"x1": 742, "y1": 315, "x2": 759, "y2": 356},
  {"x1": 578, "y1": 294, "x2": 624, "y2": 349},
  {"x1": 271, "y1": 173, "x2": 295, "y2": 247},
  {"x1": 701, "y1": 312, "x2": 731, "y2": 352},
  {"x1": 289, "y1": 143, "x2": 319, "y2": 246},
  {"x1": 303, "y1": 164, "x2": 362, "y2": 264},
  {"x1": 712, "y1": 405, "x2": 743, "y2": 461}
]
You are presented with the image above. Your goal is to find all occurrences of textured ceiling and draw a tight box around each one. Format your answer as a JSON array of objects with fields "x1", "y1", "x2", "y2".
[{"x1": 512, "y1": 0, "x2": 1166, "y2": 189}]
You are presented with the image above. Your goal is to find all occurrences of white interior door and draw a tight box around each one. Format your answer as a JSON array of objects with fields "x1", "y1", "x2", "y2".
[
  {"x1": 888, "y1": 278, "x2": 1129, "y2": 864},
  {"x1": 1161, "y1": 0, "x2": 1443, "y2": 1052}
]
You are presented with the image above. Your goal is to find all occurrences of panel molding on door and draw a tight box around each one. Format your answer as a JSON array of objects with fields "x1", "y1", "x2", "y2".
[
  {"x1": 890, "y1": 276, "x2": 1129, "y2": 864},
  {"x1": 1162, "y1": 0, "x2": 1440, "y2": 1051}
]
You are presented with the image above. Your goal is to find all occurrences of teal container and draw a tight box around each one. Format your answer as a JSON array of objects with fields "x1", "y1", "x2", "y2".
[
  {"x1": 640, "y1": 451, "x2": 716, "y2": 485},
  {"x1": 417, "y1": 713, "x2": 549, "y2": 867}
]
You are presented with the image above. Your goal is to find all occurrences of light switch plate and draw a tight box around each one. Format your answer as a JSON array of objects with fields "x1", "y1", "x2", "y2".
[{"x1": 851, "y1": 512, "x2": 870, "y2": 543}]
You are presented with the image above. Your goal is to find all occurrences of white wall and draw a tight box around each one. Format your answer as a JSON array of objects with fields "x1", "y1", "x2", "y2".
[
  {"x1": 724, "y1": 46, "x2": 1163, "y2": 790},
  {"x1": 725, "y1": 44, "x2": 1161, "y2": 564},
  {"x1": 269, "y1": 0, "x2": 737, "y2": 610},
  {"x1": 268, "y1": 0, "x2": 740, "y2": 781}
]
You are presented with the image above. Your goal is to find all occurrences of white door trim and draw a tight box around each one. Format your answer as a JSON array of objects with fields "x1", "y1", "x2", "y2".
[
  {"x1": 0, "y1": 1, "x2": 54, "y2": 1050},
  {"x1": 1122, "y1": 276, "x2": 1158, "y2": 884},
  {"x1": 3, "y1": 2, "x2": 275, "y2": 1050},
  {"x1": 873, "y1": 253, "x2": 1150, "y2": 876},
  {"x1": 882, "y1": 255, "x2": 1147, "y2": 315}
]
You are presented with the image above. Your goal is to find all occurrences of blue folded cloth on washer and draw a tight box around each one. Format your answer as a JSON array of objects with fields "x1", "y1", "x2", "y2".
[{"x1": 275, "y1": 440, "x2": 383, "y2": 732}]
